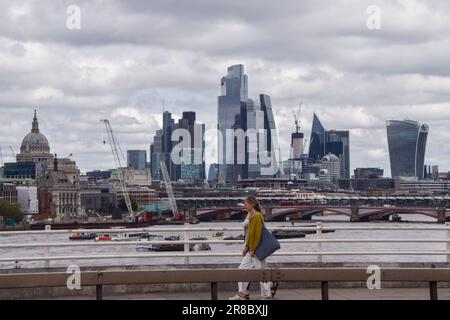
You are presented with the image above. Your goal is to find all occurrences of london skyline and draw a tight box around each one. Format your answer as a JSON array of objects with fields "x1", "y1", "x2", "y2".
[{"x1": 1, "y1": 1, "x2": 449, "y2": 175}]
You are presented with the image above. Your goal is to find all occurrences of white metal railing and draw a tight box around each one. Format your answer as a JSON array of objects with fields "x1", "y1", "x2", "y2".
[
  {"x1": 3, "y1": 225, "x2": 450, "y2": 235},
  {"x1": 0, "y1": 223, "x2": 450, "y2": 267}
]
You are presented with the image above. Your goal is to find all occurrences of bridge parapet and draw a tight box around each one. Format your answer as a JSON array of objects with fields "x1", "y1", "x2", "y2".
[{"x1": 1, "y1": 268, "x2": 450, "y2": 300}]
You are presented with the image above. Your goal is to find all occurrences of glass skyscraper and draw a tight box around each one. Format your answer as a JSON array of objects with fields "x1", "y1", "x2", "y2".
[
  {"x1": 127, "y1": 150, "x2": 147, "y2": 171},
  {"x1": 151, "y1": 111, "x2": 205, "y2": 182},
  {"x1": 309, "y1": 113, "x2": 326, "y2": 161},
  {"x1": 325, "y1": 130, "x2": 350, "y2": 179},
  {"x1": 307, "y1": 114, "x2": 350, "y2": 179},
  {"x1": 386, "y1": 120, "x2": 429, "y2": 179},
  {"x1": 173, "y1": 112, "x2": 205, "y2": 182},
  {"x1": 218, "y1": 65, "x2": 248, "y2": 184},
  {"x1": 150, "y1": 129, "x2": 163, "y2": 180},
  {"x1": 217, "y1": 66, "x2": 280, "y2": 185},
  {"x1": 162, "y1": 111, "x2": 176, "y2": 179},
  {"x1": 243, "y1": 98, "x2": 264, "y2": 179},
  {"x1": 260, "y1": 94, "x2": 281, "y2": 177}
]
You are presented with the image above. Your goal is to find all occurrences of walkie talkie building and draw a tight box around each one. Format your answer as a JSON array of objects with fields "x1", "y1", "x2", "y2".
[{"x1": 386, "y1": 120, "x2": 429, "y2": 179}]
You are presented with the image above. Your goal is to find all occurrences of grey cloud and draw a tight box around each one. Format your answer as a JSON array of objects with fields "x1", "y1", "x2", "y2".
[{"x1": 0, "y1": 0, "x2": 449, "y2": 174}]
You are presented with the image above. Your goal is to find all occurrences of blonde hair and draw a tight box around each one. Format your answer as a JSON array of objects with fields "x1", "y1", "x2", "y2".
[{"x1": 245, "y1": 196, "x2": 263, "y2": 214}]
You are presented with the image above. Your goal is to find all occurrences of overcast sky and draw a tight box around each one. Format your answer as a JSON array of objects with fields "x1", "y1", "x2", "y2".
[{"x1": 1, "y1": 0, "x2": 449, "y2": 176}]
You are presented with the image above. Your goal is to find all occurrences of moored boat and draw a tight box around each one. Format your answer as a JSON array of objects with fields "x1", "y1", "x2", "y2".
[
  {"x1": 212, "y1": 231, "x2": 224, "y2": 240},
  {"x1": 95, "y1": 232, "x2": 158, "y2": 242},
  {"x1": 189, "y1": 236, "x2": 211, "y2": 251},
  {"x1": 223, "y1": 234, "x2": 245, "y2": 241},
  {"x1": 271, "y1": 230, "x2": 306, "y2": 239},
  {"x1": 69, "y1": 232, "x2": 97, "y2": 241},
  {"x1": 136, "y1": 235, "x2": 211, "y2": 252},
  {"x1": 95, "y1": 234, "x2": 112, "y2": 241},
  {"x1": 189, "y1": 217, "x2": 200, "y2": 224}
]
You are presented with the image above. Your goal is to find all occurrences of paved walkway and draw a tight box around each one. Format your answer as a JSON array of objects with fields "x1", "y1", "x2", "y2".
[{"x1": 52, "y1": 288, "x2": 450, "y2": 300}]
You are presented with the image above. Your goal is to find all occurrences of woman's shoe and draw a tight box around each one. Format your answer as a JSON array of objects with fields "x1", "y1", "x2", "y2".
[
  {"x1": 229, "y1": 293, "x2": 250, "y2": 300},
  {"x1": 271, "y1": 282, "x2": 279, "y2": 298}
]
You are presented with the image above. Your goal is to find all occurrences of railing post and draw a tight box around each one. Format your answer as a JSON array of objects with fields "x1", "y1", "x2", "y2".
[
  {"x1": 211, "y1": 282, "x2": 218, "y2": 300},
  {"x1": 44, "y1": 225, "x2": 51, "y2": 269},
  {"x1": 446, "y1": 223, "x2": 450, "y2": 263},
  {"x1": 429, "y1": 282, "x2": 438, "y2": 300},
  {"x1": 321, "y1": 281, "x2": 329, "y2": 300},
  {"x1": 316, "y1": 222, "x2": 323, "y2": 263},
  {"x1": 184, "y1": 221, "x2": 190, "y2": 266},
  {"x1": 96, "y1": 285, "x2": 103, "y2": 300},
  {"x1": 44, "y1": 247, "x2": 50, "y2": 269}
]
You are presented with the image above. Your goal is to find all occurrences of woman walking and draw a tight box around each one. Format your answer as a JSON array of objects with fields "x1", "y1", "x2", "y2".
[{"x1": 229, "y1": 196, "x2": 278, "y2": 300}]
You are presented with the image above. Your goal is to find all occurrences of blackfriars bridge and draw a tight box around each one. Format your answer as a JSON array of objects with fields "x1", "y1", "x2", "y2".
[{"x1": 175, "y1": 196, "x2": 450, "y2": 223}]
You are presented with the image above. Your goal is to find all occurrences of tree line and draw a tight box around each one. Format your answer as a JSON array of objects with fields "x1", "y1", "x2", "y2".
[{"x1": 0, "y1": 199, "x2": 24, "y2": 223}]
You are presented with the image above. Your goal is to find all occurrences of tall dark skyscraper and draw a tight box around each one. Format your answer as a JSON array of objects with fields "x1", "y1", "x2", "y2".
[
  {"x1": 242, "y1": 99, "x2": 264, "y2": 180},
  {"x1": 173, "y1": 111, "x2": 205, "y2": 182},
  {"x1": 386, "y1": 120, "x2": 429, "y2": 179},
  {"x1": 308, "y1": 113, "x2": 326, "y2": 161},
  {"x1": 218, "y1": 64, "x2": 248, "y2": 184},
  {"x1": 150, "y1": 129, "x2": 163, "y2": 179},
  {"x1": 162, "y1": 111, "x2": 175, "y2": 179},
  {"x1": 325, "y1": 130, "x2": 350, "y2": 179},
  {"x1": 217, "y1": 66, "x2": 280, "y2": 185},
  {"x1": 151, "y1": 111, "x2": 205, "y2": 182},
  {"x1": 260, "y1": 94, "x2": 278, "y2": 153},
  {"x1": 259, "y1": 94, "x2": 281, "y2": 178},
  {"x1": 307, "y1": 114, "x2": 350, "y2": 179}
]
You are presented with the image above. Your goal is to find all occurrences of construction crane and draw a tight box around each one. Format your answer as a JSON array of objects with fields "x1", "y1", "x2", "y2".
[
  {"x1": 292, "y1": 102, "x2": 303, "y2": 134},
  {"x1": 101, "y1": 119, "x2": 134, "y2": 221},
  {"x1": 0, "y1": 146, "x2": 3, "y2": 167},
  {"x1": 159, "y1": 160, "x2": 183, "y2": 221},
  {"x1": 10, "y1": 146, "x2": 16, "y2": 159}
]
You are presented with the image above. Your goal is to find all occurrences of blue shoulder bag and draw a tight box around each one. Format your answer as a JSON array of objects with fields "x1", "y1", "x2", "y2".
[{"x1": 255, "y1": 226, "x2": 281, "y2": 260}]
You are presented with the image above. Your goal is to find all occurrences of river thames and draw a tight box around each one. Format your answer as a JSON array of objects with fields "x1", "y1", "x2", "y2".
[{"x1": 0, "y1": 214, "x2": 448, "y2": 269}]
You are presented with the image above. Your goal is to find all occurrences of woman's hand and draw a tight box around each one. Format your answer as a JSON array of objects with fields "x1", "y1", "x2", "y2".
[
  {"x1": 250, "y1": 251, "x2": 255, "y2": 257},
  {"x1": 242, "y1": 249, "x2": 248, "y2": 256}
]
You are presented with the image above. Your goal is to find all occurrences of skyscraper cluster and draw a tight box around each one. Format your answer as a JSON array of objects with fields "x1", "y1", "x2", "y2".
[
  {"x1": 146, "y1": 64, "x2": 433, "y2": 186},
  {"x1": 150, "y1": 111, "x2": 205, "y2": 182}
]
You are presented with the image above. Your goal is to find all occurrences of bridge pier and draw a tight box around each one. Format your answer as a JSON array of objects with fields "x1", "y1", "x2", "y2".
[
  {"x1": 350, "y1": 206, "x2": 360, "y2": 222},
  {"x1": 217, "y1": 212, "x2": 231, "y2": 220},
  {"x1": 437, "y1": 207, "x2": 446, "y2": 224}
]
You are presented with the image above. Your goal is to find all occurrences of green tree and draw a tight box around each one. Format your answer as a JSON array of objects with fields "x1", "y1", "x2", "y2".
[{"x1": 0, "y1": 200, "x2": 24, "y2": 223}]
